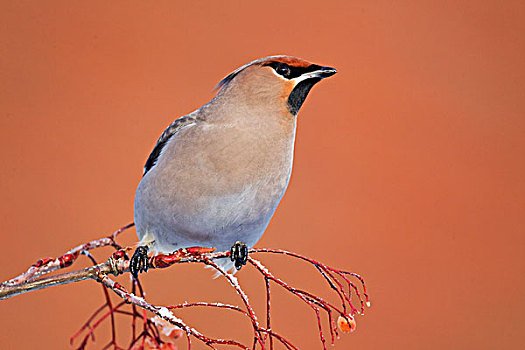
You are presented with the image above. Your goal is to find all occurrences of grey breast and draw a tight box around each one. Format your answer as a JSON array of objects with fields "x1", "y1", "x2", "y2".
[{"x1": 134, "y1": 113, "x2": 295, "y2": 253}]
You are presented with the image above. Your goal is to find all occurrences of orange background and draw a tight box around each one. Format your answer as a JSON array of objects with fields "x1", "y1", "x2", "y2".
[{"x1": 1, "y1": 1, "x2": 524, "y2": 349}]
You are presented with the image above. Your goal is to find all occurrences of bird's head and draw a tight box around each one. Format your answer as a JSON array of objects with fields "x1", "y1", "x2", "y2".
[{"x1": 215, "y1": 55, "x2": 337, "y2": 116}]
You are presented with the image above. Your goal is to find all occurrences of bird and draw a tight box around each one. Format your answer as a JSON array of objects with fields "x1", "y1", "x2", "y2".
[{"x1": 130, "y1": 55, "x2": 337, "y2": 277}]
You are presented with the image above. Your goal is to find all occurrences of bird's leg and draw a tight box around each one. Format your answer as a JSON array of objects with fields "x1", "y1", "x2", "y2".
[
  {"x1": 130, "y1": 245, "x2": 149, "y2": 278},
  {"x1": 230, "y1": 241, "x2": 248, "y2": 271}
]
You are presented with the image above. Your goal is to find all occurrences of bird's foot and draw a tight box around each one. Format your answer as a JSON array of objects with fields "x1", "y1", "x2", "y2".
[
  {"x1": 130, "y1": 246, "x2": 149, "y2": 278},
  {"x1": 230, "y1": 241, "x2": 248, "y2": 271}
]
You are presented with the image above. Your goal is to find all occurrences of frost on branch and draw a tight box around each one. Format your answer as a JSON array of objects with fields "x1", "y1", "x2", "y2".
[{"x1": 0, "y1": 224, "x2": 370, "y2": 349}]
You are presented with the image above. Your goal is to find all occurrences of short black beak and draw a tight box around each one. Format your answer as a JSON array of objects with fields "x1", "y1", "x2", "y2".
[{"x1": 318, "y1": 66, "x2": 337, "y2": 78}]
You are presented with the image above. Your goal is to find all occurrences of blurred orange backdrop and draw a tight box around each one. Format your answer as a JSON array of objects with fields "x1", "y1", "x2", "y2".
[{"x1": 1, "y1": 1, "x2": 524, "y2": 349}]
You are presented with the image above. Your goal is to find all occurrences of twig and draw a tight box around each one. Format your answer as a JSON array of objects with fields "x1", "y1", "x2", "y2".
[
  {"x1": 0, "y1": 249, "x2": 229, "y2": 300},
  {"x1": 0, "y1": 225, "x2": 369, "y2": 349},
  {"x1": 1, "y1": 223, "x2": 133, "y2": 288}
]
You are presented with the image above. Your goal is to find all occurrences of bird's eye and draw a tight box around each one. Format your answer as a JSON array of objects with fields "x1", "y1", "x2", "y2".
[{"x1": 276, "y1": 64, "x2": 291, "y2": 77}]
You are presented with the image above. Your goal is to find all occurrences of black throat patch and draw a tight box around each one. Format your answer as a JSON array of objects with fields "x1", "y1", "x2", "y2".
[{"x1": 287, "y1": 78, "x2": 322, "y2": 115}]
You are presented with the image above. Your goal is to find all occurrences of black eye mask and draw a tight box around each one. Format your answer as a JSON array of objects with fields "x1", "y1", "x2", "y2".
[{"x1": 264, "y1": 62, "x2": 323, "y2": 80}]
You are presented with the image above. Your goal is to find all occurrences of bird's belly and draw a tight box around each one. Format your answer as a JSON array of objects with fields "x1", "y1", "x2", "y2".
[{"x1": 134, "y1": 171, "x2": 290, "y2": 253}]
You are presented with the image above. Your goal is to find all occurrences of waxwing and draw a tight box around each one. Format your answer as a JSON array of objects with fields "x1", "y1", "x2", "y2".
[{"x1": 131, "y1": 55, "x2": 337, "y2": 277}]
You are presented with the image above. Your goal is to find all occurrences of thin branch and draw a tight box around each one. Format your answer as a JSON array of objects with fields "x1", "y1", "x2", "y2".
[
  {"x1": 1, "y1": 223, "x2": 133, "y2": 288},
  {"x1": 0, "y1": 226, "x2": 369, "y2": 349},
  {"x1": 0, "y1": 249, "x2": 228, "y2": 300}
]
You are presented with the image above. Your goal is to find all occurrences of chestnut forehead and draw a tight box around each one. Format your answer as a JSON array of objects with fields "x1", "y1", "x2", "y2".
[{"x1": 263, "y1": 56, "x2": 313, "y2": 68}]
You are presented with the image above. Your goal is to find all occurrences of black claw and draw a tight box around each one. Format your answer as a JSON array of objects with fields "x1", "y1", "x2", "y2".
[
  {"x1": 130, "y1": 246, "x2": 149, "y2": 278},
  {"x1": 230, "y1": 241, "x2": 248, "y2": 271}
]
